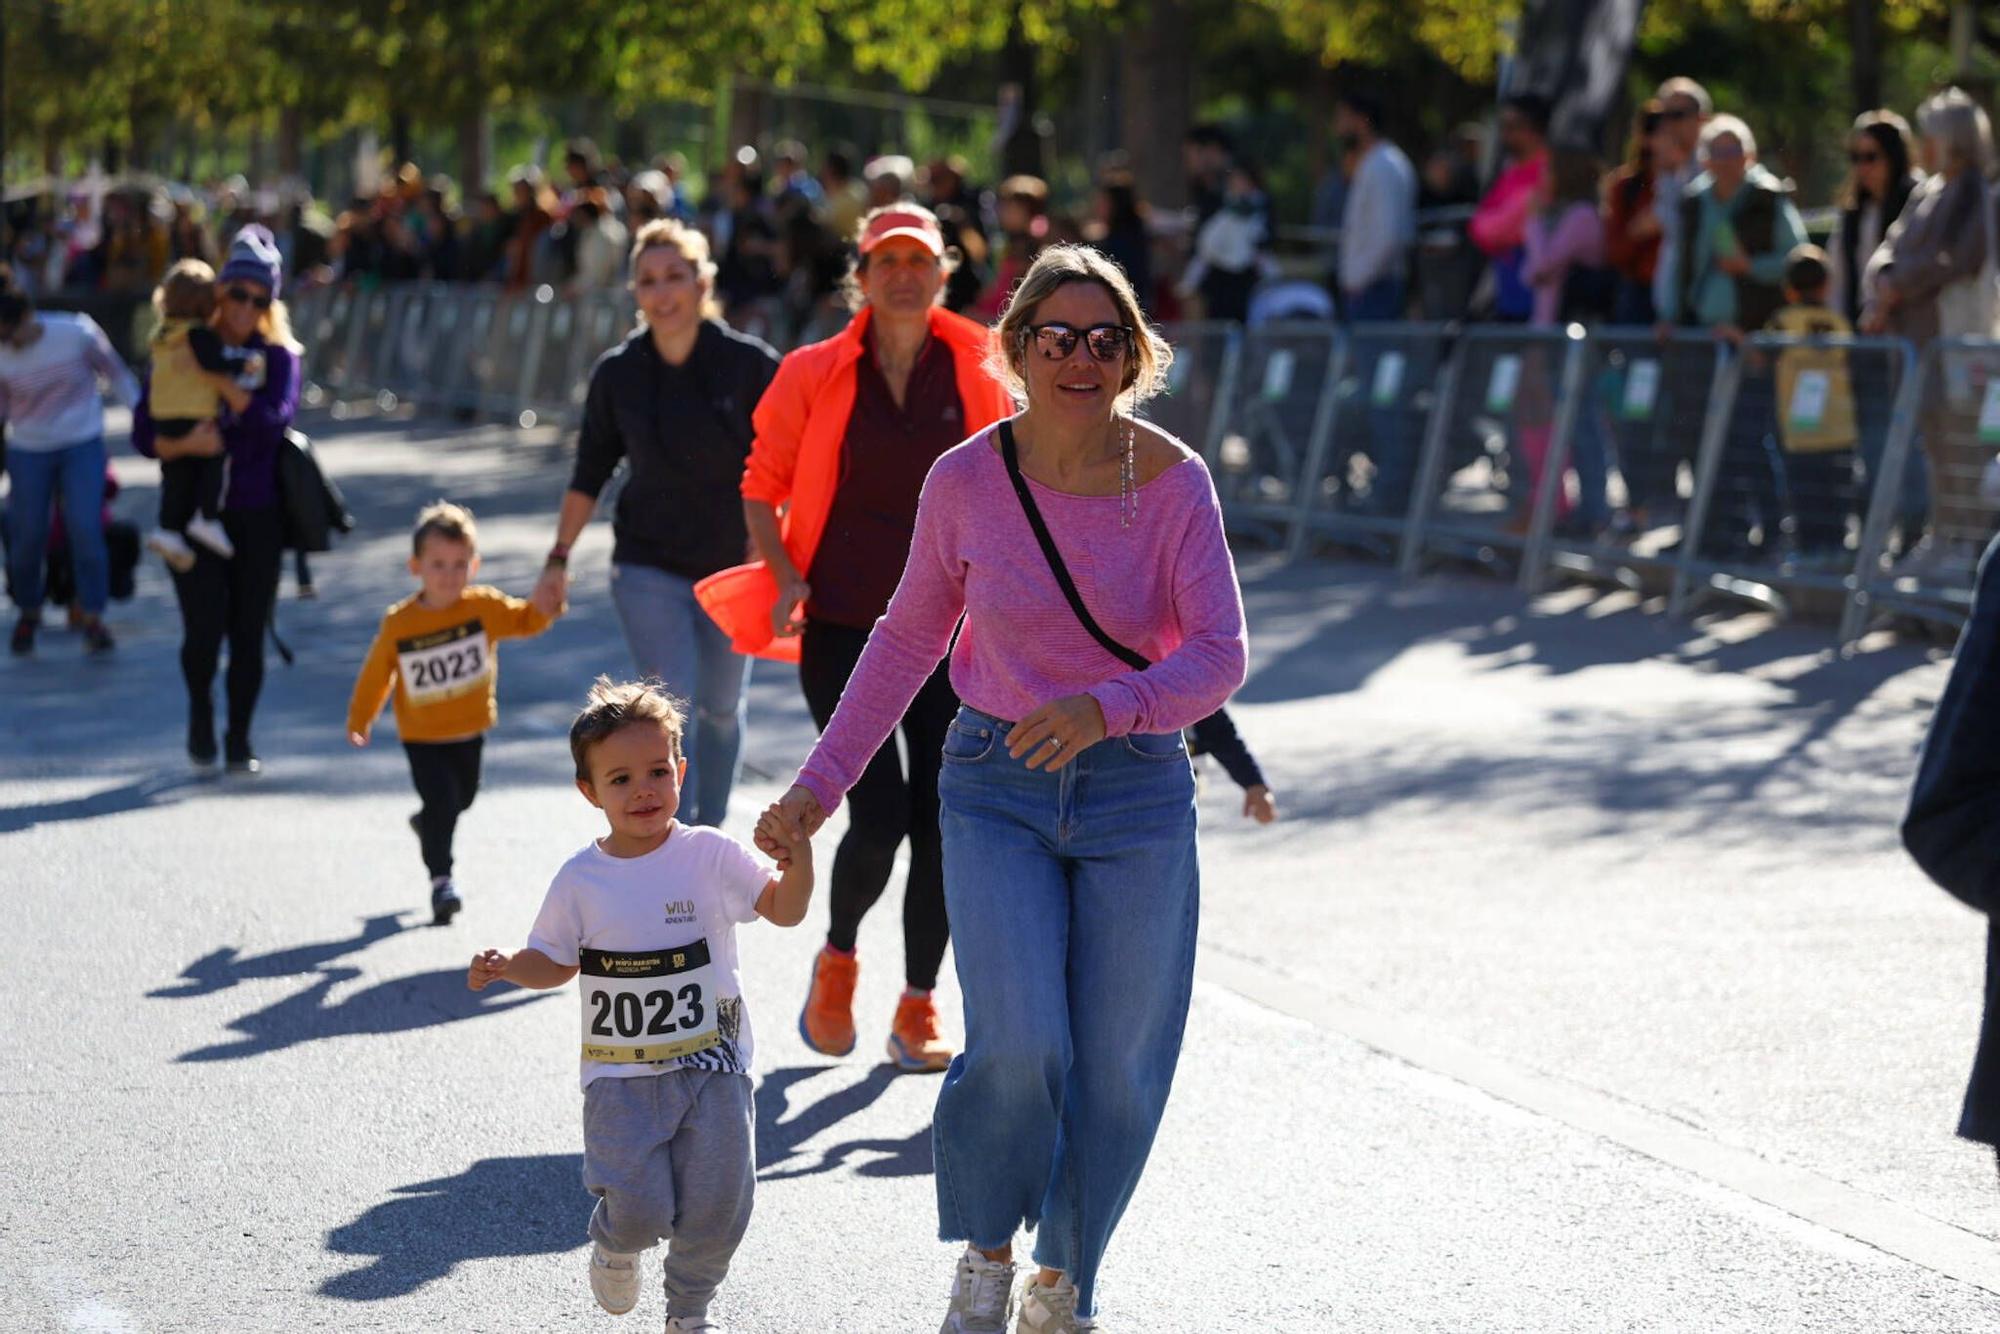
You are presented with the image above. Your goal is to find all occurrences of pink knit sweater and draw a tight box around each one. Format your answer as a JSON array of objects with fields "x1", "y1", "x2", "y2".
[{"x1": 796, "y1": 428, "x2": 1248, "y2": 812}]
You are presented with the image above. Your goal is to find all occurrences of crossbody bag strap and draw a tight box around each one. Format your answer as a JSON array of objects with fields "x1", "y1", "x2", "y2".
[{"x1": 998, "y1": 418, "x2": 1151, "y2": 672}]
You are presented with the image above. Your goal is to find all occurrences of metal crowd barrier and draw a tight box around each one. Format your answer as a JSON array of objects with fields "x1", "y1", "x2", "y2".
[
  {"x1": 1843, "y1": 336, "x2": 2000, "y2": 641},
  {"x1": 290, "y1": 281, "x2": 635, "y2": 428},
  {"x1": 289, "y1": 281, "x2": 1986, "y2": 648},
  {"x1": 1205, "y1": 322, "x2": 1341, "y2": 546},
  {"x1": 1287, "y1": 321, "x2": 1454, "y2": 564}
]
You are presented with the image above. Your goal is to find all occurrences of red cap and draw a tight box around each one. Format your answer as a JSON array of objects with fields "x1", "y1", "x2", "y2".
[{"x1": 858, "y1": 208, "x2": 945, "y2": 256}]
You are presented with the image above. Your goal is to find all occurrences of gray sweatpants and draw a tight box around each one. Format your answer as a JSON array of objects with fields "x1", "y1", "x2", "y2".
[{"x1": 582, "y1": 1068, "x2": 755, "y2": 1320}]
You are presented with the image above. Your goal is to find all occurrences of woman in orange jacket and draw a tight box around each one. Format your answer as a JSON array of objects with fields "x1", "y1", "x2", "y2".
[{"x1": 701, "y1": 204, "x2": 1011, "y2": 1072}]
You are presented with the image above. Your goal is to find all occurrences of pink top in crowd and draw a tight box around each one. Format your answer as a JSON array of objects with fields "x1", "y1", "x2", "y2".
[
  {"x1": 795, "y1": 426, "x2": 1249, "y2": 813},
  {"x1": 1524, "y1": 202, "x2": 1608, "y2": 327}
]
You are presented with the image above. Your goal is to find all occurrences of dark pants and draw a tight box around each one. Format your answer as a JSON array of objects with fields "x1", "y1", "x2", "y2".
[
  {"x1": 169, "y1": 506, "x2": 283, "y2": 758},
  {"x1": 404, "y1": 736, "x2": 484, "y2": 881},
  {"x1": 156, "y1": 448, "x2": 226, "y2": 530},
  {"x1": 798, "y1": 617, "x2": 956, "y2": 992}
]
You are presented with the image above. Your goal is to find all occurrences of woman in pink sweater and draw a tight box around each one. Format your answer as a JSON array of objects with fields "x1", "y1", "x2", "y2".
[{"x1": 757, "y1": 245, "x2": 1246, "y2": 1332}]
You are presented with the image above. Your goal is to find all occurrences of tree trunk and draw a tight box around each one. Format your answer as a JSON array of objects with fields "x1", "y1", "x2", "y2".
[
  {"x1": 390, "y1": 109, "x2": 413, "y2": 170},
  {"x1": 1119, "y1": 0, "x2": 1194, "y2": 211},
  {"x1": 458, "y1": 104, "x2": 489, "y2": 195},
  {"x1": 998, "y1": 14, "x2": 1045, "y2": 179},
  {"x1": 279, "y1": 106, "x2": 304, "y2": 179},
  {"x1": 1848, "y1": 0, "x2": 1881, "y2": 113}
]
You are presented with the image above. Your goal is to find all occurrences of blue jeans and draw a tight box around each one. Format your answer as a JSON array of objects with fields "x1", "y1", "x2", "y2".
[
  {"x1": 933, "y1": 707, "x2": 1199, "y2": 1318},
  {"x1": 1347, "y1": 280, "x2": 1412, "y2": 509},
  {"x1": 5, "y1": 436, "x2": 108, "y2": 617},
  {"x1": 609, "y1": 562, "x2": 751, "y2": 827}
]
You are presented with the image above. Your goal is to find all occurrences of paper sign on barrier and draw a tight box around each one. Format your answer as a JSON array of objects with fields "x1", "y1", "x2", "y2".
[
  {"x1": 1788, "y1": 370, "x2": 1831, "y2": 430},
  {"x1": 1980, "y1": 380, "x2": 2000, "y2": 445},
  {"x1": 1621, "y1": 359, "x2": 1660, "y2": 420},
  {"x1": 1486, "y1": 355, "x2": 1521, "y2": 412},
  {"x1": 1370, "y1": 352, "x2": 1405, "y2": 406},
  {"x1": 1262, "y1": 349, "x2": 1296, "y2": 401}
]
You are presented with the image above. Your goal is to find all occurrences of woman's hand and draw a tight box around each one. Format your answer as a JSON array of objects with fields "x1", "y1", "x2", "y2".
[
  {"x1": 159, "y1": 420, "x2": 225, "y2": 461},
  {"x1": 771, "y1": 578, "x2": 811, "y2": 640},
  {"x1": 1716, "y1": 250, "x2": 1751, "y2": 278},
  {"x1": 1243, "y1": 785, "x2": 1279, "y2": 824},
  {"x1": 754, "y1": 785, "x2": 826, "y2": 861},
  {"x1": 1007, "y1": 694, "x2": 1108, "y2": 771},
  {"x1": 531, "y1": 563, "x2": 569, "y2": 618}
]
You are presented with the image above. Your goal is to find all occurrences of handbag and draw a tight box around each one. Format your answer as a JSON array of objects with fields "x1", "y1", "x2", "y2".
[{"x1": 997, "y1": 418, "x2": 1150, "y2": 672}]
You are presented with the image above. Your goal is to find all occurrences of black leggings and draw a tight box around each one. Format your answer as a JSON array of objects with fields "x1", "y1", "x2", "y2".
[
  {"x1": 404, "y1": 737, "x2": 484, "y2": 880},
  {"x1": 798, "y1": 617, "x2": 957, "y2": 991},
  {"x1": 170, "y1": 506, "x2": 283, "y2": 755}
]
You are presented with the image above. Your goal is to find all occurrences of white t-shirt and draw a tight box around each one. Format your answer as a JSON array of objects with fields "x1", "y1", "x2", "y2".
[{"x1": 526, "y1": 823, "x2": 772, "y2": 1091}]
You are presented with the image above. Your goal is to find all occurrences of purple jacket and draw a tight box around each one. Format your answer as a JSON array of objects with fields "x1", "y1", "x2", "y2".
[{"x1": 132, "y1": 335, "x2": 298, "y2": 512}]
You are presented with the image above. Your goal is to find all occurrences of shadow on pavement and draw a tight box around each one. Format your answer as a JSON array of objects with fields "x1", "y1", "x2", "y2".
[
  {"x1": 755, "y1": 1064, "x2": 934, "y2": 1182},
  {"x1": 320, "y1": 1152, "x2": 590, "y2": 1300},
  {"x1": 148, "y1": 913, "x2": 410, "y2": 998},
  {"x1": 0, "y1": 770, "x2": 201, "y2": 835},
  {"x1": 176, "y1": 966, "x2": 549, "y2": 1062}
]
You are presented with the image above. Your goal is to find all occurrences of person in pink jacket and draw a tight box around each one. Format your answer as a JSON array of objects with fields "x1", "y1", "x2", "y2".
[{"x1": 1471, "y1": 93, "x2": 1554, "y2": 321}]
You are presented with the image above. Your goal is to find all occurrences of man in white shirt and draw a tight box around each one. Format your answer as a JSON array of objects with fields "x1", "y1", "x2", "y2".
[
  {"x1": 0, "y1": 286, "x2": 140, "y2": 655},
  {"x1": 1335, "y1": 92, "x2": 1420, "y2": 513},
  {"x1": 1336, "y1": 92, "x2": 1418, "y2": 321}
]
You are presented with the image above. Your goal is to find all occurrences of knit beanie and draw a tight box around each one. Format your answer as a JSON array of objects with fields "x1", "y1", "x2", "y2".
[{"x1": 220, "y1": 223, "x2": 283, "y2": 298}]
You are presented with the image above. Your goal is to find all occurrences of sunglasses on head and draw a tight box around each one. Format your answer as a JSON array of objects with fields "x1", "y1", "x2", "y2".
[
  {"x1": 1024, "y1": 323, "x2": 1133, "y2": 363},
  {"x1": 224, "y1": 285, "x2": 272, "y2": 309}
]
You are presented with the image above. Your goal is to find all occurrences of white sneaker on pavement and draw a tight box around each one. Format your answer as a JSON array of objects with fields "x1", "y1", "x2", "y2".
[
  {"x1": 590, "y1": 1241, "x2": 639, "y2": 1315},
  {"x1": 185, "y1": 514, "x2": 235, "y2": 559},
  {"x1": 147, "y1": 531, "x2": 197, "y2": 573},
  {"x1": 940, "y1": 1246, "x2": 1018, "y2": 1333},
  {"x1": 1017, "y1": 1276, "x2": 1094, "y2": 1332}
]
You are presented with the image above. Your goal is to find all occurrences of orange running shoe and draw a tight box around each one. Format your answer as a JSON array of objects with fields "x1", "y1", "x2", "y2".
[
  {"x1": 799, "y1": 945, "x2": 859, "y2": 1056},
  {"x1": 887, "y1": 992, "x2": 954, "y2": 1073}
]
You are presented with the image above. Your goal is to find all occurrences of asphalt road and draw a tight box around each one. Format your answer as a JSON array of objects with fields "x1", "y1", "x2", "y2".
[{"x1": 3, "y1": 413, "x2": 1998, "y2": 1332}]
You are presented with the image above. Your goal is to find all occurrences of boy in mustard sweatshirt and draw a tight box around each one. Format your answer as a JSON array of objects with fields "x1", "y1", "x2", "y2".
[{"x1": 348, "y1": 502, "x2": 564, "y2": 923}]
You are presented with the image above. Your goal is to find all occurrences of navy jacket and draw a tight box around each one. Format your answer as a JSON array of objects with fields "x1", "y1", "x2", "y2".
[{"x1": 1903, "y1": 534, "x2": 2000, "y2": 1144}]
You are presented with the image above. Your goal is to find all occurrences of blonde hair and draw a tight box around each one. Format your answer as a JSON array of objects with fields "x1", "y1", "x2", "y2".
[
  {"x1": 628, "y1": 218, "x2": 722, "y2": 321},
  {"x1": 155, "y1": 260, "x2": 216, "y2": 322},
  {"x1": 412, "y1": 500, "x2": 478, "y2": 556},
  {"x1": 839, "y1": 202, "x2": 957, "y2": 312},
  {"x1": 991, "y1": 243, "x2": 1173, "y2": 410},
  {"x1": 570, "y1": 676, "x2": 686, "y2": 780}
]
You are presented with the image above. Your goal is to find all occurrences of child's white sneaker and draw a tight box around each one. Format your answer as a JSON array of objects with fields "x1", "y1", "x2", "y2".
[
  {"x1": 590, "y1": 1242, "x2": 639, "y2": 1315},
  {"x1": 940, "y1": 1246, "x2": 1017, "y2": 1333},
  {"x1": 186, "y1": 514, "x2": 235, "y2": 558},
  {"x1": 147, "y1": 530, "x2": 196, "y2": 573},
  {"x1": 665, "y1": 1317, "x2": 723, "y2": 1332},
  {"x1": 1017, "y1": 1276, "x2": 1094, "y2": 1332}
]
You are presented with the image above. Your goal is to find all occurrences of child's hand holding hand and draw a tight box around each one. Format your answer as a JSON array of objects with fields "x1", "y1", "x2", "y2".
[
  {"x1": 1243, "y1": 784, "x2": 1279, "y2": 824},
  {"x1": 467, "y1": 949, "x2": 512, "y2": 991}
]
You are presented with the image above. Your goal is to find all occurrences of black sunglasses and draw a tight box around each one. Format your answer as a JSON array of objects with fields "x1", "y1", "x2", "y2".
[
  {"x1": 223, "y1": 285, "x2": 273, "y2": 310},
  {"x1": 1850, "y1": 150, "x2": 1883, "y2": 165},
  {"x1": 1025, "y1": 323, "x2": 1133, "y2": 363},
  {"x1": 1660, "y1": 107, "x2": 1695, "y2": 122}
]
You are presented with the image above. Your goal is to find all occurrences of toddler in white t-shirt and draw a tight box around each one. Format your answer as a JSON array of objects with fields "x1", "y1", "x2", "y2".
[{"x1": 468, "y1": 678, "x2": 814, "y2": 1331}]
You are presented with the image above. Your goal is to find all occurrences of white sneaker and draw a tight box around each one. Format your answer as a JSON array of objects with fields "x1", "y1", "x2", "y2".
[
  {"x1": 940, "y1": 1247, "x2": 1018, "y2": 1333},
  {"x1": 185, "y1": 514, "x2": 235, "y2": 559},
  {"x1": 147, "y1": 530, "x2": 196, "y2": 573},
  {"x1": 664, "y1": 1318, "x2": 722, "y2": 1332},
  {"x1": 590, "y1": 1242, "x2": 639, "y2": 1315},
  {"x1": 1017, "y1": 1277, "x2": 1092, "y2": 1332}
]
